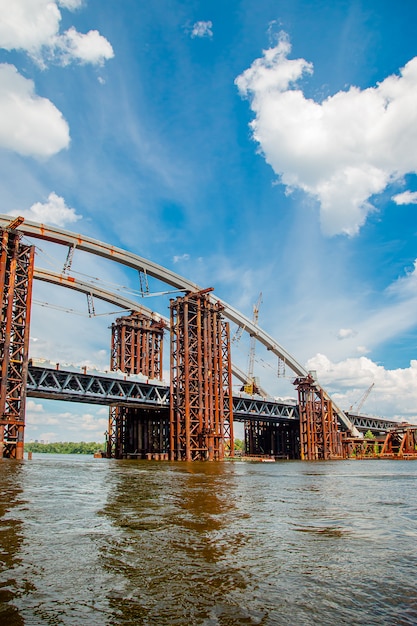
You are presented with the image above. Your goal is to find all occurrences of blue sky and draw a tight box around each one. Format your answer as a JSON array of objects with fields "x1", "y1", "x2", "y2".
[{"x1": 1, "y1": 0, "x2": 417, "y2": 441}]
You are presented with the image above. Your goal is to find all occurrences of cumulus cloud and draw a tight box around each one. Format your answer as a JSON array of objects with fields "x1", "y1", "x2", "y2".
[
  {"x1": 26, "y1": 400, "x2": 44, "y2": 413},
  {"x1": 0, "y1": 64, "x2": 70, "y2": 156},
  {"x1": 9, "y1": 192, "x2": 82, "y2": 227},
  {"x1": 306, "y1": 353, "x2": 417, "y2": 421},
  {"x1": 392, "y1": 190, "x2": 417, "y2": 205},
  {"x1": 191, "y1": 21, "x2": 213, "y2": 39},
  {"x1": 236, "y1": 32, "x2": 417, "y2": 236},
  {"x1": 0, "y1": 0, "x2": 113, "y2": 67}
]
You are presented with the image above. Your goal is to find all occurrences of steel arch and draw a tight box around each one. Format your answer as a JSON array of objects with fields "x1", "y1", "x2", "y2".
[{"x1": 1, "y1": 215, "x2": 357, "y2": 435}]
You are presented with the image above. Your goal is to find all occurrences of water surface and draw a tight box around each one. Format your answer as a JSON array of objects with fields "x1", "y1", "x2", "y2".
[{"x1": 1, "y1": 455, "x2": 416, "y2": 625}]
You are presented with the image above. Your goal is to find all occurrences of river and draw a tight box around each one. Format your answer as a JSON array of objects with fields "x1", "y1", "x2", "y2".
[{"x1": 0, "y1": 455, "x2": 416, "y2": 625}]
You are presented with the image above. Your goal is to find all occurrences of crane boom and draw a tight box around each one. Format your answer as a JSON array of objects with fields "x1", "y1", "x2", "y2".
[
  {"x1": 349, "y1": 382, "x2": 374, "y2": 414},
  {"x1": 244, "y1": 292, "x2": 262, "y2": 394}
]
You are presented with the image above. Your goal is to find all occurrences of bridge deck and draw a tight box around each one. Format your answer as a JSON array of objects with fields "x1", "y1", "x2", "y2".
[{"x1": 26, "y1": 364, "x2": 399, "y2": 432}]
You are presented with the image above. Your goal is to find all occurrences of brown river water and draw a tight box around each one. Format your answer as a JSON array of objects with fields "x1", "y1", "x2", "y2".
[{"x1": 0, "y1": 455, "x2": 416, "y2": 625}]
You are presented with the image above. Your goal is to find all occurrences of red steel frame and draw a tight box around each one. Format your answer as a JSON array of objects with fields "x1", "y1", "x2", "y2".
[
  {"x1": 169, "y1": 289, "x2": 233, "y2": 461},
  {"x1": 381, "y1": 426, "x2": 417, "y2": 458},
  {"x1": 110, "y1": 312, "x2": 165, "y2": 379},
  {"x1": 0, "y1": 229, "x2": 34, "y2": 459},
  {"x1": 294, "y1": 374, "x2": 343, "y2": 460},
  {"x1": 107, "y1": 313, "x2": 165, "y2": 458}
]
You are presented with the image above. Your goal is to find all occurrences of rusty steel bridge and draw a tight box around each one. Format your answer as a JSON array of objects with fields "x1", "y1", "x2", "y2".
[{"x1": 1, "y1": 215, "x2": 415, "y2": 462}]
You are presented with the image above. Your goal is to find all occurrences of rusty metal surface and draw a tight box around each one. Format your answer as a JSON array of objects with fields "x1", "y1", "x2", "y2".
[
  {"x1": 381, "y1": 426, "x2": 417, "y2": 458},
  {"x1": 294, "y1": 374, "x2": 344, "y2": 460},
  {"x1": 110, "y1": 313, "x2": 165, "y2": 380},
  {"x1": 107, "y1": 312, "x2": 167, "y2": 458},
  {"x1": 169, "y1": 291, "x2": 233, "y2": 461},
  {"x1": 0, "y1": 229, "x2": 34, "y2": 459}
]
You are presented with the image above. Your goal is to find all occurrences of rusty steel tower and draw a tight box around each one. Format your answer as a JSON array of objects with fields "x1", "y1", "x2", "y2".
[
  {"x1": 110, "y1": 312, "x2": 165, "y2": 379},
  {"x1": 294, "y1": 374, "x2": 344, "y2": 460},
  {"x1": 0, "y1": 222, "x2": 34, "y2": 459},
  {"x1": 169, "y1": 289, "x2": 234, "y2": 461},
  {"x1": 107, "y1": 313, "x2": 167, "y2": 458}
]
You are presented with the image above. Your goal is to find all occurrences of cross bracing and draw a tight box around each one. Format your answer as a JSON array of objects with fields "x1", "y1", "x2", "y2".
[{"x1": 27, "y1": 365, "x2": 169, "y2": 407}]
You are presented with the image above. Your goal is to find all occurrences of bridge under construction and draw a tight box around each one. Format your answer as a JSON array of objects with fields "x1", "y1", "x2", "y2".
[{"x1": 1, "y1": 216, "x2": 416, "y2": 462}]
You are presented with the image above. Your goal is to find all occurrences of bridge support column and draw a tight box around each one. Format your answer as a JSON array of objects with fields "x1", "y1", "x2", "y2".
[
  {"x1": 0, "y1": 227, "x2": 34, "y2": 459},
  {"x1": 107, "y1": 313, "x2": 166, "y2": 458},
  {"x1": 169, "y1": 289, "x2": 233, "y2": 461},
  {"x1": 294, "y1": 374, "x2": 343, "y2": 460}
]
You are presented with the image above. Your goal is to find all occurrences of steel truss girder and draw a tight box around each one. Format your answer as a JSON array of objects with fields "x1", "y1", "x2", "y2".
[
  {"x1": 0, "y1": 229, "x2": 34, "y2": 459},
  {"x1": 347, "y1": 413, "x2": 399, "y2": 434},
  {"x1": 233, "y1": 397, "x2": 298, "y2": 421},
  {"x1": 26, "y1": 363, "x2": 399, "y2": 436},
  {"x1": 170, "y1": 291, "x2": 233, "y2": 461},
  {"x1": 27, "y1": 365, "x2": 169, "y2": 406}
]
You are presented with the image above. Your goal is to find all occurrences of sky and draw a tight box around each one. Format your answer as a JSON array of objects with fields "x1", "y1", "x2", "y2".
[{"x1": 1, "y1": 0, "x2": 417, "y2": 442}]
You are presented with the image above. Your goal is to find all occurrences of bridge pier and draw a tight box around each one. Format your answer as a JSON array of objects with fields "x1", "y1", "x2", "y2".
[
  {"x1": 0, "y1": 226, "x2": 34, "y2": 459},
  {"x1": 169, "y1": 290, "x2": 233, "y2": 461},
  {"x1": 107, "y1": 313, "x2": 166, "y2": 458},
  {"x1": 294, "y1": 374, "x2": 344, "y2": 460}
]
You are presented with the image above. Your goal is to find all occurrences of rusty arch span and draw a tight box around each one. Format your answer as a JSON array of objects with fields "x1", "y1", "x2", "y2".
[{"x1": 0, "y1": 215, "x2": 358, "y2": 435}]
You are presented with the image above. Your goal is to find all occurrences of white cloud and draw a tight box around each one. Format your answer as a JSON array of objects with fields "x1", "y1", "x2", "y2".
[
  {"x1": 0, "y1": 0, "x2": 113, "y2": 67},
  {"x1": 57, "y1": 0, "x2": 83, "y2": 9},
  {"x1": 306, "y1": 353, "x2": 417, "y2": 421},
  {"x1": 79, "y1": 413, "x2": 108, "y2": 432},
  {"x1": 191, "y1": 21, "x2": 213, "y2": 39},
  {"x1": 9, "y1": 192, "x2": 81, "y2": 227},
  {"x1": 392, "y1": 190, "x2": 417, "y2": 205},
  {"x1": 26, "y1": 400, "x2": 44, "y2": 413},
  {"x1": 173, "y1": 253, "x2": 190, "y2": 263},
  {"x1": 337, "y1": 328, "x2": 357, "y2": 340},
  {"x1": 47, "y1": 27, "x2": 114, "y2": 67},
  {"x1": 356, "y1": 346, "x2": 370, "y2": 355},
  {"x1": 0, "y1": 64, "x2": 70, "y2": 157},
  {"x1": 236, "y1": 32, "x2": 417, "y2": 236}
]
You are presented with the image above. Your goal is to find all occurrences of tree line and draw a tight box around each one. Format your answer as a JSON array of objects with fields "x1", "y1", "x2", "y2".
[{"x1": 25, "y1": 442, "x2": 105, "y2": 455}]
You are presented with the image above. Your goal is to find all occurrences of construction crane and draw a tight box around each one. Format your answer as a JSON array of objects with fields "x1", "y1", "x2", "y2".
[
  {"x1": 349, "y1": 382, "x2": 375, "y2": 414},
  {"x1": 242, "y1": 292, "x2": 262, "y2": 395}
]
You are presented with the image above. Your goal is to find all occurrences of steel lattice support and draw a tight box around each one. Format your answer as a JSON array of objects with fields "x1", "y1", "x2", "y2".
[
  {"x1": 169, "y1": 289, "x2": 233, "y2": 461},
  {"x1": 221, "y1": 320, "x2": 234, "y2": 456},
  {"x1": 0, "y1": 228, "x2": 34, "y2": 459},
  {"x1": 381, "y1": 427, "x2": 417, "y2": 458},
  {"x1": 107, "y1": 313, "x2": 166, "y2": 458},
  {"x1": 110, "y1": 312, "x2": 165, "y2": 379},
  {"x1": 294, "y1": 374, "x2": 343, "y2": 460}
]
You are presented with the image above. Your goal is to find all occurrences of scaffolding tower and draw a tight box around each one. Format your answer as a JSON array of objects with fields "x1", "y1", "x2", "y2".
[
  {"x1": 107, "y1": 312, "x2": 166, "y2": 458},
  {"x1": 294, "y1": 374, "x2": 344, "y2": 460},
  {"x1": 169, "y1": 289, "x2": 233, "y2": 461},
  {"x1": 0, "y1": 226, "x2": 34, "y2": 459}
]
